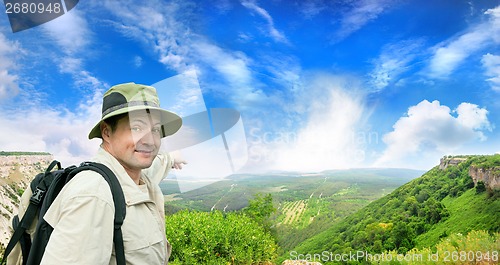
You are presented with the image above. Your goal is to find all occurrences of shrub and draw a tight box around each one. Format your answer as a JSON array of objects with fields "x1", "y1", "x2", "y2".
[{"x1": 165, "y1": 210, "x2": 277, "y2": 264}]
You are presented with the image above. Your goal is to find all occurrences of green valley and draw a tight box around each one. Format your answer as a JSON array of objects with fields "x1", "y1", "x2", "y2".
[{"x1": 161, "y1": 155, "x2": 500, "y2": 264}]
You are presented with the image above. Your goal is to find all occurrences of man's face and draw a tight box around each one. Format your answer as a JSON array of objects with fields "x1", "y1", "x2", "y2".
[{"x1": 105, "y1": 110, "x2": 162, "y2": 172}]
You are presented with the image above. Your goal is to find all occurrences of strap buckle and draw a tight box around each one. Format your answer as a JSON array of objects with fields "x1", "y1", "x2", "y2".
[{"x1": 30, "y1": 187, "x2": 46, "y2": 205}]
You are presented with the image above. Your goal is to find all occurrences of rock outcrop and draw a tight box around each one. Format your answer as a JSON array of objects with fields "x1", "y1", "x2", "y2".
[
  {"x1": 439, "y1": 156, "x2": 467, "y2": 170},
  {"x1": 469, "y1": 166, "x2": 500, "y2": 191}
]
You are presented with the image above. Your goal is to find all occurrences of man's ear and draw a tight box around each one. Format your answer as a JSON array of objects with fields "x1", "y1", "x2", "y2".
[{"x1": 100, "y1": 122, "x2": 111, "y2": 139}]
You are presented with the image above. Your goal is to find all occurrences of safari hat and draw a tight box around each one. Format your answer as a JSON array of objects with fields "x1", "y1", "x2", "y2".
[{"x1": 88, "y1": 82, "x2": 182, "y2": 139}]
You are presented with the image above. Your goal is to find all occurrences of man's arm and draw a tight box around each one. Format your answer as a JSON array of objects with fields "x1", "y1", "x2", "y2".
[{"x1": 147, "y1": 152, "x2": 187, "y2": 185}]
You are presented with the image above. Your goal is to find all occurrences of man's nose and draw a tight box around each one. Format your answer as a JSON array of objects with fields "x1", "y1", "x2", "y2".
[{"x1": 139, "y1": 129, "x2": 155, "y2": 144}]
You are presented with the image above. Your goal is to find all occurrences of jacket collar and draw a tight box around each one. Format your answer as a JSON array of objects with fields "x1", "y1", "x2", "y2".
[{"x1": 93, "y1": 147, "x2": 153, "y2": 205}]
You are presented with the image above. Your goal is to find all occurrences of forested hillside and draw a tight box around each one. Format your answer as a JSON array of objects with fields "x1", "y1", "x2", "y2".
[{"x1": 289, "y1": 155, "x2": 500, "y2": 264}]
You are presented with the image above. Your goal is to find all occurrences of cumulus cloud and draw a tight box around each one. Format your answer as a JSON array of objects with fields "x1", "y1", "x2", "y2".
[
  {"x1": 481, "y1": 53, "x2": 500, "y2": 91},
  {"x1": 375, "y1": 100, "x2": 492, "y2": 168},
  {"x1": 265, "y1": 74, "x2": 369, "y2": 172},
  {"x1": 427, "y1": 5, "x2": 500, "y2": 78},
  {"x1": 241, "y1": 0, "x2": 289, "y2": 44},
  {"x1": 0, "y1": 90, "x2": 102, "y2": 165}
]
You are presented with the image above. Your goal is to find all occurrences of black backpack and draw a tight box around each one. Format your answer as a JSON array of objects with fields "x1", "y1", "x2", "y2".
[{"x1": 1, "y1": 161, "x2": 127, "y2": 265}]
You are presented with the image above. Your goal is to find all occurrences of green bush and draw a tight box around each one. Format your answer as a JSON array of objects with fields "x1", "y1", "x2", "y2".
[
  {"x1": 165, "y1": 210, "x2": 277, "y2": 264},
  {"x1": 374, "y1": 230, "x2": 500, "y2": 265}
]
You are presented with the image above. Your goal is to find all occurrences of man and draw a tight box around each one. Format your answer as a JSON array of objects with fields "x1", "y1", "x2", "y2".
[{"x1": 10, "y1": 83, "x2": 185, "y2": 264}]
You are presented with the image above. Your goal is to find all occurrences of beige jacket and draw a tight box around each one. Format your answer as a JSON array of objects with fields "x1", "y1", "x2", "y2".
[{"x1": 8, "y1": 148, "x2": 174, "y2": 265}]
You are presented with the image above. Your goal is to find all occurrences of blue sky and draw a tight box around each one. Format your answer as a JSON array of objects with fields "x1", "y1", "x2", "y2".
[{"x1": 0, "y1": 0, "x2": 499, "y2": 173}]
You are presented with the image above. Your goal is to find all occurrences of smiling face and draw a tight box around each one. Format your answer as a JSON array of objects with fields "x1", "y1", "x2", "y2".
[{"x1": 101, "y1": 110, "x2": 162, "y2": 179}]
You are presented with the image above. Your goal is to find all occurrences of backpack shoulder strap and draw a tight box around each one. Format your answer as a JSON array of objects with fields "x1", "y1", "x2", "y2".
[
  {"x1": 0, "y1": 160, "x2": 62, "y2": 265},
  {"x1": 71, "y1": 162, "x2": 127, "y2": 265}
]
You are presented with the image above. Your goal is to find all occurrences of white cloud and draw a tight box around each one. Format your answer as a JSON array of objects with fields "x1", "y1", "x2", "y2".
[
  {"x1": 214, "y1": 0, "x2": 234, "y2": 14},
  {"x1": 299, "y1": 0, "x2": 326, "y2": 19},
  {"x1": 241, "y1": 0, "x2": 289, "y2": 44},
  {"x1": 237, "y1": 32, "x2": 253, "y2": 43},
  {"x1": 192, "y1": 41, "x2": 252, "y2": 87},
  {"x1": 428, "y1": 31, "x2": 489, "y2": 78},
  {"x1": 0, "y1": 90, "x2": 102, "y2": 165},
  {"x1": 42, "y1": 9, "x2": 91, "y2": 55},
  {"x1": 481, "y1": 53, "x2": 500, "y2": 91},
  {"x1": 58, "y1": 57, "x2": 82, "y2": 74},
  {"x1": 0, "y1": 9, "x2": 106, "y2": 162},
  {"x1": 334, "y1": 0, "x2": 392, "y2": 42},
  {"x1": 375, "y1": 100, "x2": 492, "y2": 168},
  {"x1": 455, "y1": 102, "x2": 492, "y2": 133},
  {"x1": 133, "y1": 56, "x2": 143, "y2": 68},
  {"x1": 58, "y1": 56, "x2": 107, "y2": 91},
  {"x1": 191, "y1": 40, "x2": 264, "y2": 105},
  {"x1": 427, "y1": 6, "x2": 500, "y2": 78},
  {"x1": 0, "y1": 32, "x2": 21, "y2": 100},
  {"x1": 267, "y1": 74, "x2": 369, "y2": 172},
  {"x1": 369, "y1": 39, "x2": 423, "y2": 91},
  {"x1": 101, "y1": 0, "x2": 191, "y2": 71},
  {"x1": 40, "y1": 8, "x2": 105, "y2": 92},
  {"x1": 99, "y1": 0, "x2": 262, "y2": 107}
]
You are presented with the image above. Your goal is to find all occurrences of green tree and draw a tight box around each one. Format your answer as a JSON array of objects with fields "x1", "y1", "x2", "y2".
[
  {"x1": 476, "y1": 181, "x2": 486, "y2": 193},
  {"x1": 390, "y1": 222, "x2": 415, "y2": 251},
  {"x1": 243, "y1": 193, "x2": 275, "y2": 223}
]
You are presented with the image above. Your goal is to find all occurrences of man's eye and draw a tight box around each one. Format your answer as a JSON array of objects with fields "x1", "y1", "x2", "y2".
[
  {"x1": 131, "y1": 127, "x2": 142, "y2": 132},
  {"x1": 152, "y1": 127, "x2": 162, "y2": 134}
]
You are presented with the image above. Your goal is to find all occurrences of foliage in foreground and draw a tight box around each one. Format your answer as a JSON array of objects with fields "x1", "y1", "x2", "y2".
[
  {"x1": 373, "y1": 230, "x2": 500, "y2": 265},
  {"x1": 165, "y1": 210, "x2": 277, "y2": 265}
]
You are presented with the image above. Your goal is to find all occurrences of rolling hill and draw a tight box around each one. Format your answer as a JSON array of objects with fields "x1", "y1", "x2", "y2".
[
  {"x1": 287, "y1": 155, "x2": 500, "y2": 264},
  {"x1": 161, "y1": 168, "x2": 425, "y2": 257}
]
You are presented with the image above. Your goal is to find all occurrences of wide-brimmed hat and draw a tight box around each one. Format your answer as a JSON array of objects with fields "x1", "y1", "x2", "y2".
[{"x1": 88, "y1": 82, "x2": 182, "y2": 139}]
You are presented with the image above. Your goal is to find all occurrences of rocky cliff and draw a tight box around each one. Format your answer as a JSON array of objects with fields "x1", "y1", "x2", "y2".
[
  {"x1": 0, "y1": 154, "x2": 53, "y2": 248},
  {"x1": 439, "y1": 155, "x2": 500, "y2": 192},
  {"x1": 469, "y1": 165, "x2": 500, "y2": 191},
  {"x1": 439, "y1": 156, "x2": 467, "y2": 170}
]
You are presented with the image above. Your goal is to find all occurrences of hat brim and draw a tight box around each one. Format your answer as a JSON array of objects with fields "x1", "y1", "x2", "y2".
[{"x1": 88, "y1": 105, "x2": 182, "y2": 139}]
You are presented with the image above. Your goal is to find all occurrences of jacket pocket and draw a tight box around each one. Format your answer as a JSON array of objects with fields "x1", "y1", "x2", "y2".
[{"x1": 121, "y1": 203, "x2": 165, "y2": 252}]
